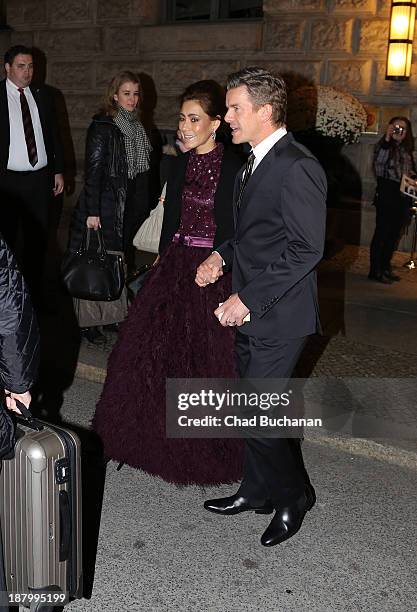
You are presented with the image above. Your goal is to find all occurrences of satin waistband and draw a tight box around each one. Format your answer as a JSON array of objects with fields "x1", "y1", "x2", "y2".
[{"x1": 173, "y1": 233, "x2": 214, "y2": 248}]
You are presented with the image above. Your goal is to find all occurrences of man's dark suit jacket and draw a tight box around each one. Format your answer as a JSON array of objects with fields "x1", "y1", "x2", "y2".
[
  {"x1": 217, "y1": 132, "x2": 327, "y2": 340},
  {"x1": 0, "y1": 79, "x2": 63, "y2": 175}
]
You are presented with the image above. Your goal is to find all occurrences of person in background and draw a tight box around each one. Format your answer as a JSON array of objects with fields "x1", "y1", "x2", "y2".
[
  {"x1": 0, "y1": 45, "x2": 64, "y2": 309},
  {"x1": 68, "y1": 71, "x2": 152, "y2": 345},
  {"x1": 0, "y1": 232, "x2": 40, "y2": 611},
  {"x1": 93, "y1": 80, "x2": 244, "y2": 485},
  {"x1": 369, "y1": 116, "x2": 415, "y2": 284}
]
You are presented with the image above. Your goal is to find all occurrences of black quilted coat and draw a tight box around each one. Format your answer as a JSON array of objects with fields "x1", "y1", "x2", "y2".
[
  {"x1": 69, "y1": 114, "x2": 146, "y2": 253},
  {"x1": 0, "y1": 234, "x2": 40, "y2": 394}
]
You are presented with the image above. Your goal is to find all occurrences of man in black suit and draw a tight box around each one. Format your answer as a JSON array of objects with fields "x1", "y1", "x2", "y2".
[
  {"x1": 0, "y1": 45, "x2": 64, "y2": 305},
  {"x1": 196, "y1": 67, "x2": 326, "y2": 547}
]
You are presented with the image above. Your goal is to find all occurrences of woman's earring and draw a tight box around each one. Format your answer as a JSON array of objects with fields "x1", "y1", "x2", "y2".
[{"x1": 212, "y1": 130, "x2": 216, "y2": 141}]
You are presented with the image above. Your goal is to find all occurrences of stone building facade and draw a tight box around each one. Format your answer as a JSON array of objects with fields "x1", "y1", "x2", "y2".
[{"x1": 1, "y1": 0, "x2": 416, "y2": 247}]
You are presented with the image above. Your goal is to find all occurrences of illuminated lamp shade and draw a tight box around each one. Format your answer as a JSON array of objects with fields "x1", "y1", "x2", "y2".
[{"x1": 386, "y1": 1, "x2": 416, "y2": 80}]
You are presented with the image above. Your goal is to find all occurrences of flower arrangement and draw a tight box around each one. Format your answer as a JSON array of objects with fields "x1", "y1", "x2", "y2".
[{"x1": 288, "y1": 86, "x2": 367, "y2": 145}]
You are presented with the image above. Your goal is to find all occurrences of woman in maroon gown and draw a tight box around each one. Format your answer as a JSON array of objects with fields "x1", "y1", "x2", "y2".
[{"x1": 93, "y1": 81, "x2": 244, "y2": 485}]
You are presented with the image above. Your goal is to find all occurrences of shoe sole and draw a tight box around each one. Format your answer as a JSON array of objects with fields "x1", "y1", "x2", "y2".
[{"x1": 204, "y1": 506, "x2": 274, "y2": 516}]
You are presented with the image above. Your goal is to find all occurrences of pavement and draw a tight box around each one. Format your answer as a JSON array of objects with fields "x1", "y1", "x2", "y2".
[
  {"x1": 35, "y1": 241, "x2": 417, "y2": 611},
  {"x1": 59, "y1": 379, "x2": 416, "y2": 612}
]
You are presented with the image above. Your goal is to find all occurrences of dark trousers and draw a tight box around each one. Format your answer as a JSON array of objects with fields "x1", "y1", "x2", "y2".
[
  {"x1": 235, "y1": 331, "x2": 310, "y2": 509},
  {"x1": 123, "y1": 172, "x2": 150, "y2": 273},
  {"x1": 0, "y1": 168, "x2": 50, "y2": 301},
  {"x1": 370, "y1": 179, "x2": 409, "y2": 276}
]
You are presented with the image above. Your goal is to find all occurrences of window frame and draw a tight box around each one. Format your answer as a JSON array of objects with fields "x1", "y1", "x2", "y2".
[{"x1": 163, "y1": 0, "x2": 263, "y2": 23}]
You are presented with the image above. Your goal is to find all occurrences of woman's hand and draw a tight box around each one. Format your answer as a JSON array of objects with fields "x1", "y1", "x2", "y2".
[
  {"x1": 153, "y1": 255, "x2": 160, "y2": 266},
  {"x1": 86, "y1": 216, "x2": 101, "y2": 230},
  {"x1": 385, "y1": 124, "x2": 394, "y2": 142}
]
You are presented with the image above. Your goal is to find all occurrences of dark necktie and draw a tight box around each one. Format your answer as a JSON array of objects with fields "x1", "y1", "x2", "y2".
[
  {"x1": 18, "y1": 87, "x2": 38, "y2": 167},
  {"x1": 237, "y1": 152, "x2": 255, "y2": 209}
]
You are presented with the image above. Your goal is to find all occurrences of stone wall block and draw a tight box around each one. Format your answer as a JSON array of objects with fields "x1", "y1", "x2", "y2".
[
  {"x1": 264, "y1": 0, "x2": 324, "y2": 12},
  {"x1": 24, "y1": 1, "x2": 47, "y2": 24},
  {"x1": 130, "y1": 0, "x2": 161, "y2": 23},
  {"x1": 264, "y1": 20, "x2": 305, "y2": 53},
  {"x1": 374, "y1": 61, "x2": 417, "y2": 96},
  {"x1": 105, "y1": 27, "x2": 138, "y2": 55},
  {"x1": 65, "y1": 94, "x2": 102, "y2": 125},
  {"x1": 139, "y1": 24, "x2": 262, "y2": 53},
  {"x1": 50, "y1": 0, "x2": 92, "y2": 24},
  {"x1": 10, "y1": 30, "x2": 34, "y2": 47},
  {"x1": 252, "y1": 60, "x2": 322, "y2": 90},
  {"x1": 154, "y1": 96, "x2": 182, "y2": 130},
  {"x1": 8, "y1": 0, "x2": 47, "y2": 26},
  {"x1": 95, "y1": 62, "x2": 154, "y2": 89},
  {"x1": 38, "y1": 29, "x2": 102, "y2": 56},
  {"x1": 96, "y1": 0, "x2": 130, "y2": 21},
  {"x1": 310, "y1": 19, "x2": 354, "y2": 52},
  {"x1": 0, "y1": 30, "x2": 11, "y2": 58},
  {"x1": 7, "y1": 1, "x2": 24, "y2": 26},
  {"x1": 358, "y1": 20, "x2": 388, "y2": 53},
  {"x1": 333, "y1": 0, "x2": 376, "y2": 11},
  {"x1": 376, "y1": 0, "x2": 391, "y2": 14},
  {"x1": 71, "y1": 127, "x2": 87, "y2": 159},
  {"x1": 326, "y1": 60, "x2": 371, "y2": 93},
  {"x1": 155, "y1": 61, "x2": 238, "y2": 92},
  {"x1": 49, "y1": 62, "x2": 93, "y2": 89},
  {"x1": 96, "y1": 0, "x2": 158, "y2": 23}
]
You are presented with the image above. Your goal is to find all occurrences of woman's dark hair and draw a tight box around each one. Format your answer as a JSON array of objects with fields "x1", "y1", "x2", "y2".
[
  {"x1": 101, "y1": 71, "x2": 141, "y2": 118},
  {"x1": 389, "y1": 116, "x2": 414, "y2": 154},
  {"x1": 180, "y1": 80, "x2": 226, "y2": 120}
]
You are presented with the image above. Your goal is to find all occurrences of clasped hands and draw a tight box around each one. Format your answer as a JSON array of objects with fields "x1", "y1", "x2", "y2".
[{"x1": 195, "y1": 252, "x2": 249, "y2": 327}]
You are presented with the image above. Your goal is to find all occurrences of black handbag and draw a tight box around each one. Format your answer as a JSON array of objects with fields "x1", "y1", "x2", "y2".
[{"x1": 62, "y1": 228, "x2": 125, "y2": 301}]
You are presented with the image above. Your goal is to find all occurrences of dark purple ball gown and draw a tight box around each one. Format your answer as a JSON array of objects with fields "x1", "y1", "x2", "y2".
[{"x1": 93, "y1": 145, "x2": 243, "y2": 484}]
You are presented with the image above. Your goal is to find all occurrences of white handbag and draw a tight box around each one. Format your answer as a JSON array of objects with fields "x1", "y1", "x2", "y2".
[{"x1": 133, "y1": 182, "x2": 166, "y2": 253}]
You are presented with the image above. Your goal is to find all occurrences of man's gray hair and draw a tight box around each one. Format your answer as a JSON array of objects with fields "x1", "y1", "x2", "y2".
[{"x1": 226, "y1": 66, "x2": 287, "y2": 125}]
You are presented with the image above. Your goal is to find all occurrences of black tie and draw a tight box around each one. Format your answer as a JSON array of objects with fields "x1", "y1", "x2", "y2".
[
  {"x1": 237, "y1": 153, "x2": 255, "y2": 209},
  {"x1": 18, "y1": 87, "x2": 38, "y2": 167}
]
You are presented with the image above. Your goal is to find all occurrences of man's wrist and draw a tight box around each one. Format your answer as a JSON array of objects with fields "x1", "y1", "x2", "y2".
[{"x1": 212, "y1": 250, "x2": 225, "y2": 266}]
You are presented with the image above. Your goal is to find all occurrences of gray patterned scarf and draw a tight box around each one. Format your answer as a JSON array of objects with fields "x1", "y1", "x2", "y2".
[{"x1": 114, "y1": 106, "x2": 152, "y2": 178}]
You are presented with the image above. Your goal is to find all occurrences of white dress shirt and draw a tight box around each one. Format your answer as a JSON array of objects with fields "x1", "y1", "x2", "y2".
[
  {"x1": 250, "y1": 126, "x2": 287, "y2": 174},
  {"x1": 6, "y1": 78, "x2": 48, "y2": 171}
]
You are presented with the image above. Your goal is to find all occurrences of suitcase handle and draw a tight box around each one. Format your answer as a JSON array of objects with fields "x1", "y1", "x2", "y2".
[
  {"x1": 59, "y1": 490, "x2": 71, "y2": 561},
  {"x1": 14, "y1": 399, "x2": 44, "y2": 431}
]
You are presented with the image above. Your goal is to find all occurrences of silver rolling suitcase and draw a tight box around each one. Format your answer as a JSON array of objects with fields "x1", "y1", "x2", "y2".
[{"x1": 0, "y1": 408, "x2": 82, "y2": 610}]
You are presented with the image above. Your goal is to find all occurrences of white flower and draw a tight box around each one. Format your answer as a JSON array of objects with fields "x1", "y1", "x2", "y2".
[{"x1": 289, "y1": 86, "x2": 367, "y2": 145}]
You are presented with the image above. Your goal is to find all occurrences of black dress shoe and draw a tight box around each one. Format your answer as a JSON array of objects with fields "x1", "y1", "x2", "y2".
[
  {"x1": 261, "y1": 489, "x2": 314, "y2": 547},
  {"x1": 204, "y1": 494, "x2": 274, "y2": 516},
  {"x1": 382, "y1": 270, "x2": 401, "y2": 282},
  {"x1": 368, "y1": 273, "x2": 393, "y2": 285}
]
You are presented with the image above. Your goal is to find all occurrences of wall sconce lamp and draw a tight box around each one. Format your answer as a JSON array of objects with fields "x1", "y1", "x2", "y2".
[{"x1": 386, "y1": 0, "x2": 416, "y2": 80}]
